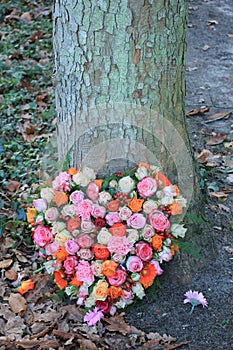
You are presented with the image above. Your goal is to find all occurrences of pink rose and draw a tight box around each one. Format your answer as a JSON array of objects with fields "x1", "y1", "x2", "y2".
[
  {"x1": 137, "y1": 177, "x2": 157, "y2": 198},
  {"x1": 119, "y1": 207, "x2": 132, "y2": 220},
  {"x1": 81, "y1": 220, "x2": 95, "y2": 233},
  {"x1": 65, "y1": 239, "x2": 80, "y2": 254},
  {"x1": 45, "y1": 242, "x2": 58, "y2": 255},
  {"x1": 52, "y1": 171, "x2": 71, "y2": 192},
  {"x1": 76, "y1": 260, "x2": 94, "y2": 283},
  {"x1": 33, "y1": 225, "x2": 53, "y2": 248},
  {"x1": 70, "y1": 190, "x2": 85, "y2": 205},
  {"x1": 149, "y1": 210, "x2": 170, "y2": 231},
  {"x1": 91, "y1": 204, "x2": 106, "y2": 218},
  {"x1": 75, "y1": 199, "x2": 93, "y2": 220},
  {"x1": 76, "y1": 233, "x2": 94, "y2": 248},
  {"x1": 45, "y1": 207, "x2": 59, "y2": 222},
  {"x1": 158, "y1": 247, "x2": 173, "y2": 263},
  {"x1": 135, "y1": 241, "x2": 153, "y2": 261},
  {"x1": 33, "y1": 199, "x2": 47, "y2": 212},
  {"x1": 126, "y1": 256, "x2": 143, "y2": 272},
  {"x1": 77, "y1": 248, "x2": 93, "y2": 260},
  {"x1": 87, "y1": 182, "x2": 99, "y2": 201},
  {"x1": 64, "y1": 256, "x2": 78, "y2": 274},
  {"x1": 107, "y1": 268, "x2": 127, "y2": 286},
  {"x1": 143, "y1": 200, "x2": 158, "y2": 214},
  {"x1": 107, "y1": 236, "x2": 132, "y2": 256},
  {"x1": 151, "y1": 260, "x2": 164, "y2": 275},
  {"x1": 105, "y1": 212, "x2": 121, "y2": 226},
  {"x1": 141, "y1": 224, "x2": 155, "y2": 241},
  {"x1": 127, "y1": 213, "x2": 146, "y2": 229}
]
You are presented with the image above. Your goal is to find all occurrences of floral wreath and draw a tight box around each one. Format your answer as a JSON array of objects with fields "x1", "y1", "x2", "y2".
[{"x1": 27, "y1": 163, "x2": 187, "y2": 325}]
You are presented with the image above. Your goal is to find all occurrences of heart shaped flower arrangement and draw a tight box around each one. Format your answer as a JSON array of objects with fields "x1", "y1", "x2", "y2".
[{"x1": 27, "y1": 163, "x2": 187, "y2": 325}]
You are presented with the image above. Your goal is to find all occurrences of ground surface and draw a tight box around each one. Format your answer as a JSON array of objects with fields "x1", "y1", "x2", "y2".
[
  {"x1": 126, "y1": 1, "x2": 233, "y2": 349},
  {"x1": 0, "y1": 0, "x2": 233, "y2": 349}
]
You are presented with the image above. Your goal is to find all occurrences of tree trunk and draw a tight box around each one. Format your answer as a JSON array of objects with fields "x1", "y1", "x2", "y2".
[{"x1": 52, "y1": 0, "x2": 217, "y2": 284}]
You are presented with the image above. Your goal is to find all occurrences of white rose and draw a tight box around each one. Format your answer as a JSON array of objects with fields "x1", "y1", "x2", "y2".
[
  {"x1": 54, "y1": 229, "x2": 72, "y2": 245},
  {"x1": 97, "y1": 228, "x2": 112, "y2": 245},
  {"x1": 93, "y1": 260, "x2": 104, "y2": 277},
  {"x1": 143, "y1": 200, "x2": 158, "y2": 214},
  {"x1": 119, "y1": 206, "x2": 132, "y2": 220},
  {"x1": 118, "y1": 176, "x2": 135, "y2": 193},
  {"x1": 61, "y1": 204, "x2": 76, "y2": 217},
  {"x1": 45, "y1": 207, "x2": 59, "y2": 222},
  {"x1": 163, "y1": 185, "x2": 177, "y2": 197},
  {"x1": 81, "y1": 220, "x2": 95, "y2": 233},
  {"x1": 109, "y1": 180, "x2": 118, "y2": 188},
  {"x1": 160, "y1": 196, "x2": 174, "y2": 206},
  {"x1": 73, "y1": 167, "x2": 96, "y2": 187},
  {"x1": 40, "y1": 187, "x2": 55, "y2": 203},
  {"x1": 171, "y1": 223, "x2": 187, "y2": 238},
  {"x1": 126, "y1": 229, "x2": 139, "y2": 244},
  {"x1": 131, "y1": 273, "x2": 140, "y2": 282},
  {"x1": 135, "y1": 166, "x2": 148, "y2": 180},
  {"x1": 98, "y1": 191, "x2": 112, "y2": 205},
  {"x1": 52, "y1": 221, "x2": 66, "y2": 234},
  {"x1": 175, "y1": 197, "x2": 187, "y2": 208},
  {"x1": 85, "y1": 295, "x2": 96, "y2": 308},
  {"x1": 132, "y1": 282, "x2": 145, "y2": 299}
]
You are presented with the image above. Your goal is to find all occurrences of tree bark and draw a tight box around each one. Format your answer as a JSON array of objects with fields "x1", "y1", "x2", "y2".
[{"x1": 53, "y1": 0, "x2": 217, "y2": 284}]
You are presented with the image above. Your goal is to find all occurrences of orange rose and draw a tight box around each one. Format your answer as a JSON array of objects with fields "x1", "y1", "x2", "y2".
[
  {"x1": 68, "y1": 168, "x2": 79, "y2": 175},
  {"x1": 138, "y1": 162, "x2": 150, "y2": 170},
  {"x1": 93, "y1": 280, "x2": 109, "y2": 300},
  {"x1": 54, "y1": 271, "x2": 67, "y2": 290},
  {"x1": 155, "y1": 172, "x2": 171, "y2": 188},
  {"x1": 94, "y1": 179, "x2": 103, "y2": 190},
  {"x1": 139, "y1": 263, "x2": 156, "y2": 289},
  {"x1": 66, "y1": 217, "x2": 81, "y2": 232},
  {"x1": 70, "y1": 275, "x2": 83, "y2": 287},
  {"x1": 151, "y1": 234, "x2": 163, "y2": 251},
  {"x1": 17, "y1": 279, "x2": 35, "y2": 295},
  {"x1": 108, "y1": 223, "x2": 126, "y2": 236},
  {"x1": 92, "y1": 244, "x2": 110, "y2": 260},
  {"x1": 108, "y1": 286, "x2": 124, "y2": 299},
  {"x1": 52, "y1": 190, "x2": 68, "y2": 207},
  {"x1": 107, "y1": 200, "x2": 120, "y2": 212},
  {"x1": 101, "y1": 260, "x2": 118, "y2": 277},
  {"x1": 128, "y1": 197, "x2": 144, "y2": 213},
  {"x1": 53, "y1": 245, "x2": 69, "y2": 263},
  {"x1": 169, "y1": 201, "x2": 183, "y2": 215},
  {"x1": 26, "y1": 208, "x2": 37, "y2": 225}
]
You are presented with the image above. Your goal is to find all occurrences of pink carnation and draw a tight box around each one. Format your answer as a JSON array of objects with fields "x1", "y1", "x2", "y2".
[
  {"x1": 52, "y1": 171, "x2": 71, "y2": 192},
  {"x1": 75, "y1": 199, "x2": 93, "y2": 220},
  {"x1": 105, "y1": 212, "x2": 121, "y2": 226},
  {"x1": 33, "y1": 225, "x2": 53, "y2": 248},
  {"x1": 137, "y1": 177, "x2": 157, "y2": 198},
  {"x1": 107, "y1": 236, "x2": 132, "y2": 256},
  {"x1": 76, "y1": 260, "x2": 94, "y2": 283}
]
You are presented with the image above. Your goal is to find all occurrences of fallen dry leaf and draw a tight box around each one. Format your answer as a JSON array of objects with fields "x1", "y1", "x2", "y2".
[
  {"x1": 20, "y1": 12, "x2": 32, "y2": 22},
  {"x1": 227, "y1": 33, "x2": 233, "y2": 38},
  {"x1": 205, "y1": 111, "x2": 230, "y2": 123},
  {"x1": 9, "y1": 293, "x2": 27, "y2": 315},
  {"x1": 5, "y1": 180, "x2": 21, "y2": 192},
  {"x1": 210, "y1": 192, "x2": 228, "y2": 199},
  {"x1": 5, "y1": 270, "x2": 18, "y2": 281},
  {"x1": 196, "y1": 149, "x2": 221, "y2": 166},
  {"x1": 16, "y1": 339, "x2": 60, "y2": 349},
  {"x1": 207, "y1": 19, "x2": 218, "y2": 25},
  {"x1": 78, "y1": 338, "x2": 98, "y2": 350},
  {"x1": 0, "y1": 259, "x2": 13, "y2": 269},
  {"x1": 186, "y1": 66, "x2": 198, "y2": 72},
  {"x1": 104, "y1": 314, "x2": 131, "y2": 335},
  {"x1": 186, "y1": 106, "x2": 209, "y2": 116},
  {"x1": 206, "y1": 133, "x2": 227, "y2": 146}
]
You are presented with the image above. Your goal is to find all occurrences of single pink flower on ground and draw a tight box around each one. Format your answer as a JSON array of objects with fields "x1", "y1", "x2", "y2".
[
  {"x1": 84, "y1": 307, "x2": 104, "y2": 326},
  {"x1": 184, "y1": 290, "x2": 208, "y2": 314}
]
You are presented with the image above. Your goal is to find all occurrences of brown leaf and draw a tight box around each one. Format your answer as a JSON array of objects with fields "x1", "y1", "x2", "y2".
[
  {"x1": 5, "y1": 180, "x2": 21, "y2": 192},
  {"x1": 196, "y1": 149, "x2": 221, "y2": 166},
  {"x1": 227, "y1": 33, "x2": 233, "y2": 38},
  {"x1": 0, "y1": 259, "x2": 13, "y2": 269},
  {"x1": 9, "y1": 293, "x2": 27, "y2": 315},
  {"x1": 14, "y1": 250, "x2": 29, "y2": 263},
  {"x1": 20, "y1": 12, "x2": 32, "y2": 22},
  {"x1": 78, "y1": 339, "x2": 98, "y2": 350},
  {"x1": 5, "y1": 270, "x2": 18, "y2": 281},
  {"x1": 4, "y1": 316, "x2": 26, "y2": 337},
  {"x1": 23, "y1": 132, "x2": 53, "y2": 143},
  {"x1": 16, "y1": 339, "x2": 60, "y2": 349},
  {"x1": 205, "y1": 111, "x2": 230, "y2": 122},
  {"x1": 206, "y1": 133, "x2": 227, "y2": 146},
  {"x1": 186, "y1": 106, "x2": 209, "y2": 116},
  {"x1": 210, "y1": 192, "x2": 228, "y2": 199},
  {"x1": 104, "y1": 314, "x2": 131, "y2": 335}
]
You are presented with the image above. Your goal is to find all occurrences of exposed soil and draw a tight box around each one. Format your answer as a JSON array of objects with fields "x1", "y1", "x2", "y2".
[{"x1": 126, "y1": 1, "x2": 233, "y2": 349}]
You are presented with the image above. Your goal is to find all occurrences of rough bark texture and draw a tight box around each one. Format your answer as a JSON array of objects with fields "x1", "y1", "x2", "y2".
[{"x1": 53, "y1": 0, "x2": 216, "y2": 284}]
